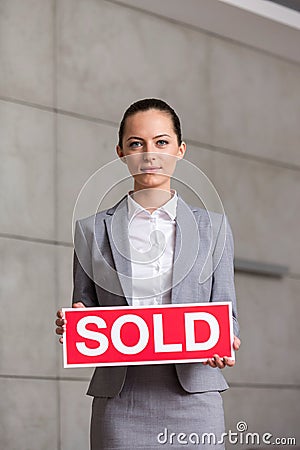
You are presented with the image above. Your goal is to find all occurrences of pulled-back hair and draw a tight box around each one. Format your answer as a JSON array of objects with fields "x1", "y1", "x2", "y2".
[{"x1": 118, "y1": 98, "x2": 182, "y2": 148}]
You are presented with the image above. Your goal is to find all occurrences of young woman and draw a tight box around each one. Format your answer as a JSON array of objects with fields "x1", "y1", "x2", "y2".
[{"x1": 56, "y1": 98, "x2": 240, "y2": 449}]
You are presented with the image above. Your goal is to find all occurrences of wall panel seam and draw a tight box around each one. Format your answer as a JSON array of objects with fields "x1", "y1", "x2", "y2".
[
  {"x1": 1, "y1": 96, "x2": 300, "y2": 173},
  {"x1": 1, "y1": 233, "x2": 300, "y2": 280}
]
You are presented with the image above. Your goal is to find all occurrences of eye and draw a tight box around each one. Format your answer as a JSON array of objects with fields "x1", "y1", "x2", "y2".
[
  {"x1": 157, "y1": 140, "x2": 168, "y2": 146},
  {"x1": 129, "y1": 141, "x2": 142, "y2": 148}
]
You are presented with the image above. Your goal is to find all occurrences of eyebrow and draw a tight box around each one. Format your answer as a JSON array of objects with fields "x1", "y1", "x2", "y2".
[{"x1": 126, "y1": 134, "x2": 171, "y2": 142}]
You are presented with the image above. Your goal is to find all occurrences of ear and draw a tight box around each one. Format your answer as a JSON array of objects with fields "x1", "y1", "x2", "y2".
[
  {"x1": 116, "y1": 145, "x2": 127, "y2": 164},
  {"x1": 177, "y1": 141, "x2": 186, "y2": 160}
]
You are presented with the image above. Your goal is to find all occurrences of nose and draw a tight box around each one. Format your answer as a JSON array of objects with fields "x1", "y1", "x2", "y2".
[
  {"x1": 142, "y1": 151, "x2": 156, "y2": 162},
  {"x1": 142, "y1": 142, "x2": 157, "y2": 160}
]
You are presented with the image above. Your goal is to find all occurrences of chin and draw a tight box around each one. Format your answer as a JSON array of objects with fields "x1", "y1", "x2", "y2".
[{"x1": 134, "y1": 174, "x2": 170, "y2": 189}]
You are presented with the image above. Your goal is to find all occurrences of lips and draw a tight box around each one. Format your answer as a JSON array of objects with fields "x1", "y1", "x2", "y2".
[{"x1": 140, "y1": 166, "x2": 162, "y2": 173}]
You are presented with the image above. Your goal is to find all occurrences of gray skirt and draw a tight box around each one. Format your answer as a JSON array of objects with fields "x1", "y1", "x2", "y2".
[{"x1": 90, "y1": 364, "x2": 225, "y2": 449}]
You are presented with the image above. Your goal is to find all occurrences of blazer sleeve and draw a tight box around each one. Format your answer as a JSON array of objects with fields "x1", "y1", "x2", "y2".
[
  {"x1": 72, "y1": 220, "x2": 98, "y2": 307},
  {"x1": 209, "y1": 214, "x2": 240, "y2": 338}
]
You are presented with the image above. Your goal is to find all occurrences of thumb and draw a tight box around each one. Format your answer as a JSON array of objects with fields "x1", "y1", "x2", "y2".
[
  {"x1": 233, "y1": 336, "x2": 241, "y2": 351},
  {"x1": 72, "y1": 302, "x2": 86, "y2": 308}
]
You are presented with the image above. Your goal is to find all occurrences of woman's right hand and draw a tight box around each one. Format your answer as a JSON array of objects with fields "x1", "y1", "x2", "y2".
[{"x1": 55, "y1": 302, "x2": 86, "y2": 344}]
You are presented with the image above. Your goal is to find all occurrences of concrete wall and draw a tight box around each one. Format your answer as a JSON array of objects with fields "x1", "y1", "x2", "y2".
[{"x1": 1, "y1": 0, "x2": 299, "y2": 449}]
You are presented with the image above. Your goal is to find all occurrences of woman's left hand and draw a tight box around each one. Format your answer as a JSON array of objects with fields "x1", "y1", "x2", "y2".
[{"x1": 202, "y1": 335, "x2": 241, "y2": 369}]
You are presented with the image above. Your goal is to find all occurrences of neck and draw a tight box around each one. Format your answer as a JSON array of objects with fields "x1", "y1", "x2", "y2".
[{"x1": 131, "y1": 186, "x2": 173, "y2": 213}]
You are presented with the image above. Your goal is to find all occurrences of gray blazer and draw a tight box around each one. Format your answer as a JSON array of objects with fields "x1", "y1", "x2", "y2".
[{"x1": 72, "y1": 194, "x2": 239, "y2": 397}]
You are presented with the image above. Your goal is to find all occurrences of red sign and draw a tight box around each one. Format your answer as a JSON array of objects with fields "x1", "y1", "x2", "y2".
[{"x1": 63, "y1": 303, "x2": 234, "y2": 367}]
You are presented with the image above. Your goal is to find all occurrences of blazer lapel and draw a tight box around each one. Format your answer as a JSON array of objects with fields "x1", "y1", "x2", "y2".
[
  {"x1": 104, "y1": 196, "x2": 132, "y2": 304},
  {"x1": 171, "y1": 196, "x2": 200, "y2": 304}
]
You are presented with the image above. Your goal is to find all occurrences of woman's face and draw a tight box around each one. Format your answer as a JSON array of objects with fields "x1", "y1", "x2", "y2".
[{"x1": 116, "y1": 109, "x2": 186, "y2": 192}]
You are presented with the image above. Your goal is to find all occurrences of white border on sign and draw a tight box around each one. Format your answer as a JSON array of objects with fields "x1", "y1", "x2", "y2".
[{"x1": 62, "y1": 302, "x2": 235, "y2": 368}]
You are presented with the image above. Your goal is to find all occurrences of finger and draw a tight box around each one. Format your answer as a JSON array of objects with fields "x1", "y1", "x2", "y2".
[
  {"x1": 55, "y1": 318, "x2": 66, "y2": 327},
  {"x1": 233, "y1": 336, "x2": 241, "y2": 351},
  {"x1": 207, "y1": 358, "x2": 217, "y2": 368},
  {"x1": 73, "y1": 302, "x2": 86, "y2": 308},
  {"x1": 59, "y1": 336, "x2": 63, "y2": 344},
  {"x1": 57, "y1": 309, "x2": 63, "y2": 319},
  {"x1": 213, "y1": 354, "x2": 225, "y2": 369},
  {"x1": 214, "y1": 356, "x2": 225, "y2": 369},
  {"x1": 202, "y1": 360, "x2": 209, "y2": 365},
  {"x1": 56, "y1": 327, "x2": 65, "y2": 335},
  {"x1": 223, "y1": 357, "x2": 235, "y2": 367}
]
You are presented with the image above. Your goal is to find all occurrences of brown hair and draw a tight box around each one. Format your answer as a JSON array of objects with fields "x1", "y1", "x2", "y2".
[{"x1": 118, "y1": 98, "x2": 182, "y2": 148}]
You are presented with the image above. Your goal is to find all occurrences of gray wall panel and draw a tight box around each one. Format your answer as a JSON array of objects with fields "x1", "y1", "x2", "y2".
[{"x1": 0, "y1": 0, "x2": 54, "y2": 105}]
